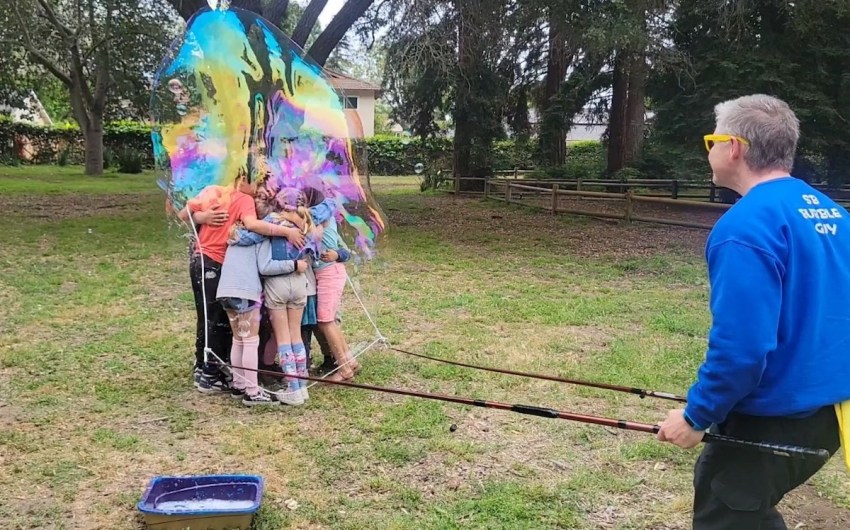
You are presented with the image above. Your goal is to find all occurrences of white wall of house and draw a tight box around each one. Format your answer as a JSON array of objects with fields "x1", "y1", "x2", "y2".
[
  {"x1": 567, "y1": 123, "x2": 607, "y2": 143},
  {"x1": 341, "y1": 89, "x2": 376, "y2": 137}
]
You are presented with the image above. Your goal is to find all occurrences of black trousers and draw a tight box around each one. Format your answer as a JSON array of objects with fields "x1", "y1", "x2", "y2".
[
  {"x1": 693, "y1": 406, "x2": 840, "y2": 530},
  {"x1": 257, "y1": 311, "x2": 333, "y2": 369},
  {"x1": 301, "y1": 325, "x2": 334, "y2": 367},
  {"x1": 189, "y1": 253, "x2": 232, "y2": 374}
]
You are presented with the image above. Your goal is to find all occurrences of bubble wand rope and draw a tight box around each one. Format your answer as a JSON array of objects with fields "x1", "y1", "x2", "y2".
[
  {"x1": 386, "y1": 346, "x2": 687, "y2": 402},
  {"x1": 341, "y1": 271, "x2": 684, "y2": 402},
  {"x1": 212, "y1": 361, "x2": 831, "y2": 462}
]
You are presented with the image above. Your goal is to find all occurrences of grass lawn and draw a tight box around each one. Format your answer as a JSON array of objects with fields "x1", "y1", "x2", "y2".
[{"x1": 1, "y1": 165, "x2": 848, "y2": 529}]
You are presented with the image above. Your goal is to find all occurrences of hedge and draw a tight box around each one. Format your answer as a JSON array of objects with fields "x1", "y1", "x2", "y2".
[{"x1": 0, "y1": 118, "x2": 607, "y2": 177}]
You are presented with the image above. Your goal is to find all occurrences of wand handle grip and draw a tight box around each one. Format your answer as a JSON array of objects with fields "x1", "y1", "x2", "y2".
[{"x1": 703, "y1": 432, "x2": 830, "y2": 461}]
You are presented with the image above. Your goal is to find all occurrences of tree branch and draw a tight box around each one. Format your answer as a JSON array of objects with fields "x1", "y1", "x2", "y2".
[
  {"x1": 232, "y1": 0, "x2": 262, "y2": 14},
  {"x1": 168, "y1": 0, "x2": 207, "y2": 21},
  {"x1": 7, "y1": 4, "x2": 72, "y2": 86},
  {"x1": 26, "y1": 48, "x2": 73, "y2": 87},
  {"x1": 263, "y1": 0, "x2": 290, "y2": 27},
  {"x1": 293, "y1": 0, "x2": 327, "y2": 47},
  {"x1": 307, "y1": 0, "x2": 374, "y2": 66},
  {"x1": 91, "y1": 0, "x2": 113, "y2": 114},
  {"x1": 35, "y1": 0, "x2": 76, "y2": 38}
]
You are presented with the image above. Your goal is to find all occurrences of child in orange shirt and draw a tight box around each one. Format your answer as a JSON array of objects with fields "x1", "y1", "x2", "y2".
[{"x1": 179, "y1": 171, "x2": 306, "y2": 393}]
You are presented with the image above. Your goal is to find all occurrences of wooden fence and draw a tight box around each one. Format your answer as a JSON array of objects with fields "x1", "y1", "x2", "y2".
[
  {"x1": 446, "y1": 172, "x2": 850, "y2": 230},
  {"x1": 483, "y1": 180, "x2": 726, "y2": 230},
  {"x1": 453, "y1": 172, "x2": 850, "y2": 203}
]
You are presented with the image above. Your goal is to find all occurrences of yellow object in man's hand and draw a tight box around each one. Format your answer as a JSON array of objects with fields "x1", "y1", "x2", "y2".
[{"x1": 835, "y1": 401, "x2": 850, "y2": 471}]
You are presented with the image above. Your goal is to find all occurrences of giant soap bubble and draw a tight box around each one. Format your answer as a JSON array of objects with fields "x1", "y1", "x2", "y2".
[
  {"x1": 151, "y1": 2, "x2": 387, "y2": 358},
  {"x1": 151, "y1": 1, "x2": 385, "y2": 259}
]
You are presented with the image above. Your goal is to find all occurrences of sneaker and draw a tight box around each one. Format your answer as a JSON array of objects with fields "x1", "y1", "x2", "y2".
[
  {"x1": 230, "y1": 387, "x2": 246, "y2": 400},
  {"x1": 272, "y1": 386, "x2": 305, "y2": 406},
  {"x1": 197, "y1": 373, "x2": 229, "y2": 394},
  {"x1": 193, "y1": 367, "x2": 202, "y2": 388},
  {"x1": 242, "y1": 392, "x2": 279, "y2": 407},
  {"x1": 299, "y1": 384, "x2": 310, "y2": 402}
]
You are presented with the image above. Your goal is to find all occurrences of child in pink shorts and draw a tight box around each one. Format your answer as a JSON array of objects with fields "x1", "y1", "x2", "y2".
[{"x1": 313, "y1": 215, "x2": 359, "y2": 381}]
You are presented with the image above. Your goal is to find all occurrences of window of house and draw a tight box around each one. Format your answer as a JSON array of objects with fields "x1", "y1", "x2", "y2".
[{"x1": 343, "y1": 96, "x2": 359, "y2": 109}]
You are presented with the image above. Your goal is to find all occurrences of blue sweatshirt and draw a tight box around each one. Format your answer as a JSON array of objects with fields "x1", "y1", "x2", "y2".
[{"x1": 685, "y1": 177, "x2": 850, "y2": 430}]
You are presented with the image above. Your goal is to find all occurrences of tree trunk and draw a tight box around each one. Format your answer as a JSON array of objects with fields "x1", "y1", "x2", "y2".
[
  {"x1": 293, "y1": 0, "x2": 328, "y2": 47},
  {"x1": 170, "y1": 0, "x2": 206, "y2": 19},
  {"x1": 261, "y1": 0, "x2": 290, "y2": 26},
  {"x1": 84, "y1": 114, "x2": 104, "y2": 175},
  {"x1": 67, "y1": 73, "x2": 104, "y2": 176},
  {"x1": 307, "y1": 0, "x2": 375, "y2": 66},
  {"x1": 606, "y1": 51, "x2": 629, "y2": 176},
  {"x1": 453, "y1": 0, "x2": 472, "y2": 183},
  {"x1": 624, "y1": 50, "x2": 647, "y2": 166},
  {"x1": 539, "y1": 9, "x2": 569, "y2": 167},
  {"x1": 168, "y1": 0, "x2": 367, "y2": 67}
]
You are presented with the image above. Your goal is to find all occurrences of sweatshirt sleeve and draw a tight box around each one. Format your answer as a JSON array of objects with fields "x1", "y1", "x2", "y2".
[
  {"x1": 230, "y1": 227, "x2": 266, "y2": 246},
  {"x1": 257, "y1": 240, "x2": 297, "y2": 276},
  {"x1": 684, "y1": 240, "x2": 784, "y2": 430},
  {"x1": 336, "y1": 237, "x2": 351, "y2": 262},
  {"x1": 310, "y1": 197, "x2": 336, "y2": 225}
]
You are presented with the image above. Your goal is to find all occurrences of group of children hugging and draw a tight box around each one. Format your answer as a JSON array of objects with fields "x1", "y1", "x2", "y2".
[{"x1": 177, "y1": 170, "x2": 361, "y2": 407}]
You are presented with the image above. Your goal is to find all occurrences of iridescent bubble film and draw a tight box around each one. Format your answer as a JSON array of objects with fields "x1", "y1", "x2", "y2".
[{"x1": 150, "y1": 4, "x2": 385, "y2": 257}]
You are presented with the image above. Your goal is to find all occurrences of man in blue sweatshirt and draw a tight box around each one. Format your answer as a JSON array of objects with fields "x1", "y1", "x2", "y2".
[{"x1": 656, "y1": 94, "x2": 850, "y2": 529}]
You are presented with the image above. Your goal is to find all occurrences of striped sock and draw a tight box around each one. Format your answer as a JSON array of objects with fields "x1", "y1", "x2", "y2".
[
  {"x1": 292, "y1": 342, "x2": 307, "y2": 390},
  {"x1": 277, "y1": 344, "x2": 296, "y2": 392}
]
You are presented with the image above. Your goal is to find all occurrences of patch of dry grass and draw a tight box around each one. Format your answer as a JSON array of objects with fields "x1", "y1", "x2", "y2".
[{"x1": 0, "y1": 169, "x2": 847, "y2": 529}]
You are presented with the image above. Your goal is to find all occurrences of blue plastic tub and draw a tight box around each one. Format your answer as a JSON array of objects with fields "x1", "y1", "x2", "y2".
[{"x1": 137, "y1": 474, "x2": 263, "y2": 530}]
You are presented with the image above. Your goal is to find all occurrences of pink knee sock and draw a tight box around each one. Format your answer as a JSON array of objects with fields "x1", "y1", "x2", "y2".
[
  {"x1": 230, "y1": 338, "x2": 245, "y2": 390},
  {"x1": 242, "y1": 336, "x2": 260, "y2": 396}
]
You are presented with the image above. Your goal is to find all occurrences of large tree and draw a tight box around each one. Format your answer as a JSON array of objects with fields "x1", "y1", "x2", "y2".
[
  {"x1": 0, "y1": 0, "x2": 179, "y2": 174},
  {"x1": 650, "y1": 0, "x2": 850, "y2": 184},
  {"x1": 603, "y1": 0, "x2": 665, "y2": 175},
  {"x1": 535, "y1": 0, "x2": 610, "y2": 168},
  {"x1": 167, "y1": 0, "x2": 376, "y2": 66}
]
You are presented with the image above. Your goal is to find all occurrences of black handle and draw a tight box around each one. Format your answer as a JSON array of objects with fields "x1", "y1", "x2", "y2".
[{"x1": 704, "y1": 432, "x2": 831, "y2": 461}]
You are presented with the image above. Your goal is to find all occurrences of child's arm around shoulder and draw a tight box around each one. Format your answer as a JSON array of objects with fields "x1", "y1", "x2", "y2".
[
  {"x1": 229, "y1": 213, "x2": 277, "y2": 246},
  {"x1": 235, "y1": 195, "x2": 306, "y2": 248}
]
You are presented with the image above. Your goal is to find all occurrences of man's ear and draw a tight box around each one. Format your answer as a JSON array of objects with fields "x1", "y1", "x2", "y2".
[{"x1": 731, "y1": 139, "x2": 745, "y2": 160}]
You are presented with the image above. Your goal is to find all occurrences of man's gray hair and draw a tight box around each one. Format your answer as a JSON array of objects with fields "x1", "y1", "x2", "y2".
[{"x1": 714, "y1": 94, "x2": 800, "y2": 173}]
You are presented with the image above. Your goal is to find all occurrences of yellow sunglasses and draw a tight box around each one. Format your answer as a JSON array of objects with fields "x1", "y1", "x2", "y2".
[{"x1": 704, "y1": 134, "x2": 749, "y2": 152}]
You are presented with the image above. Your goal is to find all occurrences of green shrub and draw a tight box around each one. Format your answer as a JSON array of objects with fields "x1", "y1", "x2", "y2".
[
  {"x1": 419, "y1": 168, "x2": 452, "y2": 192},
  {"x1": 57, "y1": 148, "x2": 71, "y2": 166},
  {"x1": 611, "y1": 167, "x2": 644, "y2": 180},
  {"x1": 103, "y1": 148, "x2": 115, "y2": 169},
  {"x1": 116, "y1": 149, "x2": 143, "y2": 174}
]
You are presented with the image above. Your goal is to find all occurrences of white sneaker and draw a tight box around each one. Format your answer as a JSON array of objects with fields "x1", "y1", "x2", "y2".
[
  {"x1": 273, "y1": 387, "x2": 305, "y2": 406},
  {"x1": 299, "y1": 384, "x2": 310, "y2": 401}
]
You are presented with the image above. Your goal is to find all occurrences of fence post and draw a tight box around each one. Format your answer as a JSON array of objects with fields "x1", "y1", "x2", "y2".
[
  {"x1": 551, "y1": 184, "x2": 559, "y2": 214},
  {"x1": 484, "y1": 176, "x2": 490, "y2": 200},
  {"x1": 454, "y1": 172, "x2": 461, "y2": 194},
  {"x1": 513, "y1": 168, "x2": 519, "y2": 179},
  {"x1": 672, "y1": 179, "x2": 679, "y2": 199},
  {"x1": 709, "y1": 182, "x2": 716, "y2": 203},
  {"x1": 576, "y1": 178, "x2": 582, "y2": 191},
  {"x1": 506, "y1": 182, "x2": 513, "y2": 203},
  {"x1": 625, "y1": 191, "x2": 634, "y2": 223}
]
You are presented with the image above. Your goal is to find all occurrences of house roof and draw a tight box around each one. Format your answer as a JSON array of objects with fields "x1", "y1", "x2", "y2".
[{"x1": 325, "y1": 69, "x2": 382, "y2": 92}]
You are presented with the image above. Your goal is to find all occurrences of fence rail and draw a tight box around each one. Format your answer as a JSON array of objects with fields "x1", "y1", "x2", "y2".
[
  {"x1": 448, "y1": 174, "x2": 850, "y2": 230},
  {"x1": 482, "y1": 179, "x2": 725, "y2": 230},
  {"x1": 452, "y1": 173, "x2": 850, "y2": 202}
]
